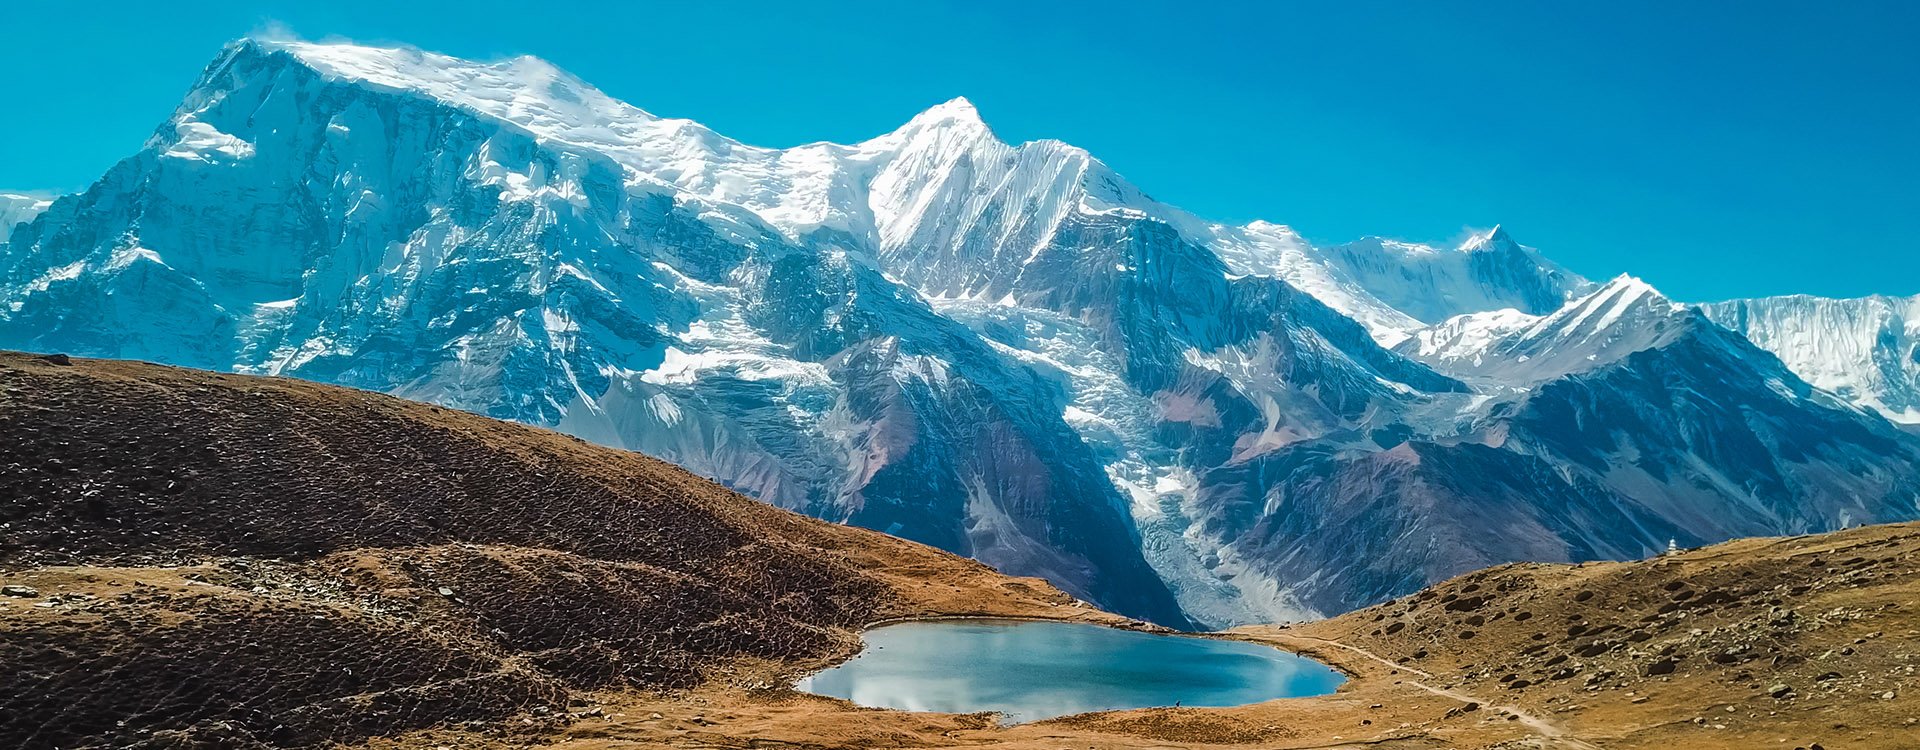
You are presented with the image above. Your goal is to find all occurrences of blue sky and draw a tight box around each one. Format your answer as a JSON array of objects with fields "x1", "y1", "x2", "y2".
[{"x1": 5, "y1": 1, "x2": 1916, "y2": 301}]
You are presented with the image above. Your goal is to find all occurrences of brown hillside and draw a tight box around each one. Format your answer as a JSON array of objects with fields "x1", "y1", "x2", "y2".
[
  {"x1": 1264, "y1": 521, "x2": 1920, "y2": 749},
  {"x1": 0, "y1": 352, "x2": 1114, "y2": 749}
]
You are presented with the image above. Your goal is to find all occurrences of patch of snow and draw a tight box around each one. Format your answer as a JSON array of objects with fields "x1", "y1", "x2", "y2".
[{"x1": 162, "y1": 120, "x2": 256, "y2": 162}]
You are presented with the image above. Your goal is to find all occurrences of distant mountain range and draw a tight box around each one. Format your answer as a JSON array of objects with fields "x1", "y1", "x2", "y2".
[{"x1": 3, "y1": 38, "x2": 1916, "y2": 627}]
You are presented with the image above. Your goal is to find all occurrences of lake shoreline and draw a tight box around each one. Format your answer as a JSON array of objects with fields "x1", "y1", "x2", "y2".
[{"x1": 793, "y1": 617, "x2": 1347, "y2": 723}]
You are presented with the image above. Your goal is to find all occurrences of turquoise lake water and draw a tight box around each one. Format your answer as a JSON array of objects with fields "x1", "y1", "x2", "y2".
[{"x1": 794, "y1": 619, "x2": 1346, "y2": 723}]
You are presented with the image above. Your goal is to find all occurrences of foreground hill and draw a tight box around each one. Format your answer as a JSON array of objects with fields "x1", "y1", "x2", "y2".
[
  {"x1": 0, "y1": 352, "x2": 1116, "y2": 749},
  {"x1": 1264, "y1": 520, "x2": 1920, "y2": 749}
]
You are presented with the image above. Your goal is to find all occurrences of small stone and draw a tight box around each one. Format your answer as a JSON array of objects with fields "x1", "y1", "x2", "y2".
[
  {"x1": 1768, "y1": 683, "x2": 1793, "y2": 698},
  {"x1": 1, "y1": 585, "x2": 38, "y2": 598}
]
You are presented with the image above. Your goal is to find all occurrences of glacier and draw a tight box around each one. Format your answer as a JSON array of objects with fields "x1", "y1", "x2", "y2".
[{"x1": 3, "y1": 38, "x2": 1917, "y2": 628}]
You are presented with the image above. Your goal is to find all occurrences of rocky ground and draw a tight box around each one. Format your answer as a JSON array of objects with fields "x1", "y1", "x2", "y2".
[
  {"x1": 3, "y1": 352, "x2": 1914, "y2": 749},
  {"x1": 0, "y1": 352, "x2": 1122, "y2": 749},
  {"x1": 1267, "y1": 520, "x2": 1920, "y2": 749},
  {"x1": 350, "y1": 524, "x2": 1918, "y2": 750}
]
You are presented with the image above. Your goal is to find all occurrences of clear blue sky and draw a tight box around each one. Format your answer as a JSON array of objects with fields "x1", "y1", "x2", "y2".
[{"x1": 5, "y1": 1, "x2": 1917, "y2": 301}]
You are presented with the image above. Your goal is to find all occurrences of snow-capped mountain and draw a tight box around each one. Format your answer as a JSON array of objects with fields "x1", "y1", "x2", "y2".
[
  {"x1": 1215, "y1": 276, "x2": 1920, "y2": 613},
  {"x1": 4, "y1": 38, "x2": 1916, "y2": 627},
  {"x1": 1401, "y1": 275, "x2": 1691, "y2": 383},
  {"x1": 1302, "y1": 227, "x2": 1591, "y2": 346},
  {"x1": 1702, "y1": 294, "x2": 1920, "y2": 427}
]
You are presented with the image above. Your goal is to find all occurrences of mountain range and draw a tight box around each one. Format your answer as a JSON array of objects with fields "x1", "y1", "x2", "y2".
[{"x1": 3, "y1": 38, "x2": 1917, "y2": 627}]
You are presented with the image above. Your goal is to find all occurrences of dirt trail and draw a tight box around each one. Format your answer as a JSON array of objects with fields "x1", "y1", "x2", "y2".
[{"x1": 1285, "y1": 634, "x2": 1603, "y2": 750}]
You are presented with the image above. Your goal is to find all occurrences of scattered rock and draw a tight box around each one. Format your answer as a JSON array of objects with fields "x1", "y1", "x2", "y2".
[{"x1": 1444, "y1": 595, "x2": 1487, "y2": 613}]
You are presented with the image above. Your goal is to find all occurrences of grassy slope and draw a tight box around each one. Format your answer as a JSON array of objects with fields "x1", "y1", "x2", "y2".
[{"x1": 0, "y1": 352, "x2": 1114, "y2": 749}]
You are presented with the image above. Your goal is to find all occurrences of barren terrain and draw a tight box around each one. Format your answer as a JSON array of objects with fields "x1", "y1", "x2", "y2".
[{"x1": 3, "y1": 352, "x2": 1914, "y2": 749}]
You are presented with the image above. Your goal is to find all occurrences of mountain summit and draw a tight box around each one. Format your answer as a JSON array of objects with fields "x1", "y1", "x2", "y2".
[{"x1": 4, "y1": 38, "x2": 1916, "y2": 627}]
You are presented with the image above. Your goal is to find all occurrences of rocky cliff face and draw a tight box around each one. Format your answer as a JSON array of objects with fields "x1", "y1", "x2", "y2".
[{"x1": 4, "y1": 38, "x2": 1916, "y2": 627}]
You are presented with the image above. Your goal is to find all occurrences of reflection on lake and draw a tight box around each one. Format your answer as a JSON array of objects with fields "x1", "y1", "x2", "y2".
[{"x1": 795, "y1": 618, "x2": 1345, "y2": 723}]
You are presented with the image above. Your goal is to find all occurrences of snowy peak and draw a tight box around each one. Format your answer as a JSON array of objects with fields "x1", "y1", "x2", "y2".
[
  {"x1": 1511, "y1": 274, "x2": 1679, "y2": 348},
  {"x1": 1405, "y1": 274, "x2": 1692, "y2": 383},
  {"x1": 866, "y1": 96, "x2": 1001, "y2": 155},
  {"x1": 895, "y1": 97, "x2": 989, "y2": 132},
  {"x1": 1458, "y1": 224, "x2": 1515, "y2": 252},
  {"x1": 1539, "y1": 274, "x2": 1669, "y2": 325},
  {"x1": 192, "y1": 38, "x2": 1592, "y2": 345},
  {"x1": 248, "y1": 38, "x2": 666, "y2": 130},
  {"x1": 1273, "y1": 227, "x2": 1591, "y2": 348}
]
